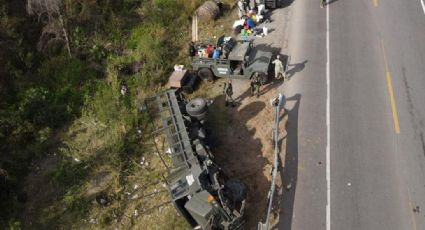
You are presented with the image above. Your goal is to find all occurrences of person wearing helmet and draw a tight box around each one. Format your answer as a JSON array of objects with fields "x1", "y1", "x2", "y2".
[{"x1": 223, "y1": 80, "x2": 236, "y2": 107}]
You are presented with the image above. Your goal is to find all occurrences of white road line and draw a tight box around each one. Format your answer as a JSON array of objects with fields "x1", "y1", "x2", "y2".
[
  {"x1": 421, "y1": 0, "x2": 425, "y2": 14},
  {"x1": 326, "y1": 2, "x2": 331, "y2": 230}
]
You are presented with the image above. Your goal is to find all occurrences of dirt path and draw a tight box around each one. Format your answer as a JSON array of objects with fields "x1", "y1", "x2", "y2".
[
  {"x1": 205, "y1": 77, "x2": 286, "y2": 229},
  {"x1": 202, "y1": 4, "x2": 293, "y2": 229},
  {"x1": 20, "y1": 153, "x2": 61, "y2": 228}
]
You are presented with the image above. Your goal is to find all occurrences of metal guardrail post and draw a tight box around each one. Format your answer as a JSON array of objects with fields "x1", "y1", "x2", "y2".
[{"x1": 258, "y1": 93, "x2": 285, "y2": 230}]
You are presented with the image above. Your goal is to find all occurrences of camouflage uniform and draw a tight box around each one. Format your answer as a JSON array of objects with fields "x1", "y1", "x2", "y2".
[
  {"x1": 223, "y1": 81, "x2": 235, "y2": 107},
  {"x1": 250, "y1": 73, "x2": 261, "y2": 98},
  {"x1": 243, "y1": 0, "x2": 250, "y2": 11}
]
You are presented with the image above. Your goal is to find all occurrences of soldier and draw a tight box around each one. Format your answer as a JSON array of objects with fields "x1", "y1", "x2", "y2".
[
  {"x1": 249, "y1": 0, "x2": 256, "y2": 10},
  {"x1": 272, "y1": 55, "x2": 286, "y2": 80},
  {"x1": 188, "y1": 42, "x2": 196, "y2": 57},
  {"x1": 243, "y1": 0, "x2": 250, "y2": 11},
  {"x1": 237, "y1": 0, "x2": 246, "y2": 18},
  {"x1": 223, "y1": 80, "x2": 236, "y2": 107},
  {"x1": 250, "y1": 73, "x2": 261, "y2": 98},
  {"x1": 321, "y1": 0, "x2": 326, "y2": 8},
  {"x1": 257, "y1": 0, "x2": 266, "y2": 15}
]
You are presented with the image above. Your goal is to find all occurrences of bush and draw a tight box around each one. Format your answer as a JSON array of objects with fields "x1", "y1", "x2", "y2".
[{"x1": 8, "y1": 219, "x2": 21, "y2": 230}]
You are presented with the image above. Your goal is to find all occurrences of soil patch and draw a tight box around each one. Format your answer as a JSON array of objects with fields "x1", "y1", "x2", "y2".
[{"x1": 206, "y1": 78, "x2": 287, "y2": 229}]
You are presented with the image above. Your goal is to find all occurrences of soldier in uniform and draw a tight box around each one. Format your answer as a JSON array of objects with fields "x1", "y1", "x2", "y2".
[
  {"x1": 189, "y1": 41, "x2": 196, "y2": 57},
  {"x1": 243, "y1": 0, "x2": 250, "y2": 11},
  {"x1": 272, "y1": 55, "x2": 287, "y2": 80},
  {"x1": 223, "y1": 80, "x2": 236, "y2": 107},
  {"x1": 250, "y1": 73, "x2": 261, "y2": 98},
  {"x1": 237, "y1": 0, "x2": 246, "y2": 18},
  {"x1": 321, "y1": 0, "x2": 326, "y2": 8}
]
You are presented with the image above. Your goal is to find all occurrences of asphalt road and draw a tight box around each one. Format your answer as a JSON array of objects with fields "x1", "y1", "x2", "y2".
[{"x1": 272, "y1": 0, "x2": 425, "y2": 229}]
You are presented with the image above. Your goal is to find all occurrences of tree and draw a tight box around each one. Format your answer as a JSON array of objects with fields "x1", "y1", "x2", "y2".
[
  {"x1": 0, "y1": 167, "x2": 9, "y2": 205},
  {"x1": 27, "y1": 0, "x2": 72, "y2": 57}
]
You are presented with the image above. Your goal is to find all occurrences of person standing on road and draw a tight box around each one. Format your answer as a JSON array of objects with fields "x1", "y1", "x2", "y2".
[
  {"x1": 250, "y1": 73, "x2": 261, "y2": 98},
  {"x1": 223, "y1": 80, "x2": 236, "y2": 107},
  {"x1": 272, "y1": 55, "x2": 286, "y2": 80},
  {"x1": 321, "y1": 0, "x2": 326, "y2": 8}
]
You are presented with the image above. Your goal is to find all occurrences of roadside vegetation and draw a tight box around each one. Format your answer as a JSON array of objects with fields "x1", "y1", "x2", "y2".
[{"x1": 0, "y1": 0, "x2": 238, "y2": 229}]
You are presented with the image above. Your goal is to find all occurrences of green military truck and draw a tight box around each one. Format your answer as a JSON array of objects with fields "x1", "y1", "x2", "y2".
[
  {"x1": 191, "y1": 38, "x2": 273, "y2": 85},
  {"x1": 265, "y1": 0, "x2": 278, "y2": 9},
  {"x1": 142, "y1": 90, "x2": 247, "y2": 230}
]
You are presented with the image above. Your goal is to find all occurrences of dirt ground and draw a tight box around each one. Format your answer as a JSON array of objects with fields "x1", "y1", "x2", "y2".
[
  {"x1": 21, "y1": 153, "x2": 61, "y2": 227},
  {"x1": 203, "y1": 77, "x2": 287, "y2": 229},
  {"x1": 199, "y1": 3, "x2": 292, "y2": 228}
]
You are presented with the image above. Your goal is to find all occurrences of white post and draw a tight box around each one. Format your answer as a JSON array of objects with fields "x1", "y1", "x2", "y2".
[{"x1": 192, "y1": 14, "x2": 199, "y2": 42}]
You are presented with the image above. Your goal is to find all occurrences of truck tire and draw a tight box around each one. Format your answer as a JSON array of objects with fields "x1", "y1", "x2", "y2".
[
  {"x1": 186, "y1": 98, "x2": 208, "y2": 116},
  {"x1": 182, "y1": 74, "x2": 199, "y2": 94},
  {"x1": 259, "y1": 73, "x2": 269, "y2": 85},
  {"x1": 198, "y1": 68, "x2": 214, "y2": 81},
  {"x1": 190, "y1": 111, "x2": 208, "y2": 121}
]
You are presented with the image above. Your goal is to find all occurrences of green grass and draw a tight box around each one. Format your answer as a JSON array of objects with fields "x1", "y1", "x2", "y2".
[{"x1": 1, "y1": 0, "x2": 239, "y2": 229}]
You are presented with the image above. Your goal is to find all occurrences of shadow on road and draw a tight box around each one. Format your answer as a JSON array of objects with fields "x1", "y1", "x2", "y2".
[
  {"x1": 325, "y1": 0, "x2": 341, "y2": 6},
  {"x1": 234, "y1": 84, "x2": 254, "y2": 103},
  {"x1": 260, "y1": 77, "x2": 285, "y2": 96},
  {"x1": 267, "y1": 28, "x2": 276, "y2": 34},
  {"x1": 273, "y1": 93, "x2": 301, "y2": 230},
  {"x1": 286, "y1": 60, "x2": 308, "y2": 80}
]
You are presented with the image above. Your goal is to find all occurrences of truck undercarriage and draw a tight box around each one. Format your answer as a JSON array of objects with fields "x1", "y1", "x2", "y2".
[{"x1": 141, "y1": 90, "x2": 247, "y2": 230}]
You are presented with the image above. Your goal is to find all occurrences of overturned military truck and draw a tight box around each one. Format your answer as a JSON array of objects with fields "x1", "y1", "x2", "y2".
[{"x1": 141, "y1": 90, "x2": 247, "y2": 230}]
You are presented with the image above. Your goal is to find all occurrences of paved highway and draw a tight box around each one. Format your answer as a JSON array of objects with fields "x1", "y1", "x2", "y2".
[{"x1": 273, "y1": 0, "x2": 425, "y2": 229}]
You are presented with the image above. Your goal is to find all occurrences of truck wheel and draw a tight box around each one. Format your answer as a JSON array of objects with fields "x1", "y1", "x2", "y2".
[
  {"x1": 259, "y1": 73, "x2": 268, "y2": 85},
  {"x1": 198, "y1": 68, "x2": 214, "y2": 82},
  {"x1": 186, "y1": 98, "x2": 208, "y2": 116}
]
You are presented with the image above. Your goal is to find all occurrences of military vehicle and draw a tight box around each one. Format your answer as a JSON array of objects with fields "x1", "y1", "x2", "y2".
[
  {"x1": 265, "y1": 0, "x2": 278, "y2": 9},
  {"x1": 141, "y1": 90, "x2": 247, "y2": 230},
  {"x1": 191, "y1": 38, "x2": 272, "y2": 85}
]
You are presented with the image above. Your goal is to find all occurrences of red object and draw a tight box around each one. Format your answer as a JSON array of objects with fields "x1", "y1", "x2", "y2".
[{"x1": 206, "y1": 44, "x2": 214, "y2": 57}]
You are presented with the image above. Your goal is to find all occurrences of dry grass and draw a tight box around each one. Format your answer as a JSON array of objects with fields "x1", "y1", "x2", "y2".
[{"x1": 198, "y1": 1, "x2": 238, "y2": 41}]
